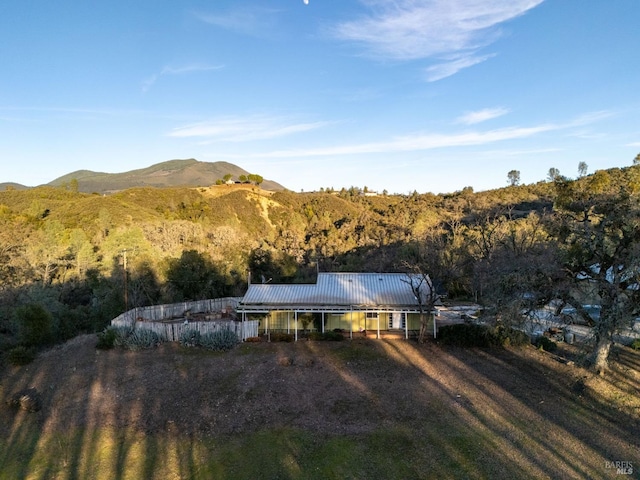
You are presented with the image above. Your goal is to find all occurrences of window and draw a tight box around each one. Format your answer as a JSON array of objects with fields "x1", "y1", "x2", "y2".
[{"x1": 366, "y1": 312, "x2": 378, "y2": 319}]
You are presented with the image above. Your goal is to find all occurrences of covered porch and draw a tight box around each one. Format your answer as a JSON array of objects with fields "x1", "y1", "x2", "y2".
[{"x1": 238, "y1": 305, "x2": 437, "y2": 341}]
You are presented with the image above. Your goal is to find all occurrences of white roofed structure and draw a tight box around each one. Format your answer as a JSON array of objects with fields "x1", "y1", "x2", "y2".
[
  {"x1": 238, "y1": 272, "x2": 436, "y2": 340},
  {"x1": 240, "y1": 272, "x2": 431, "y2": 311}
]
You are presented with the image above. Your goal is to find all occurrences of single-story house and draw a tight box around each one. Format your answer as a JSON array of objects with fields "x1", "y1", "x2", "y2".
[{"x1": 237, "y1": 272, "x2": 437, "y2": 340}]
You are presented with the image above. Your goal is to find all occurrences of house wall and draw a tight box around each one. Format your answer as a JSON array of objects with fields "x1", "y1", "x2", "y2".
[
  {"x1": 255, "y1": 310, "x2": 428, "y2": 333},
  {"x1": 326, "y1": 312, "x2": 365, "y2": 331}
]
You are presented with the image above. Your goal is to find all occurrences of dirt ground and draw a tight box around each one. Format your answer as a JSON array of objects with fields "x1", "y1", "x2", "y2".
[{"x1": 1, "y1": 335, "x2": 639, "y2": 478}]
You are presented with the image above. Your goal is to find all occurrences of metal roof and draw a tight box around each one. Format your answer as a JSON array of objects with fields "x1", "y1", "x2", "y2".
[{"x1": 239, "y1": 272, "x2": 430, "y2": 310}]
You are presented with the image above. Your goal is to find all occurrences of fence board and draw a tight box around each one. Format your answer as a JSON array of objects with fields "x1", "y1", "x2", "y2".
[{"x1": 109, "y1": 297, "x2": 257, "y2": 341}]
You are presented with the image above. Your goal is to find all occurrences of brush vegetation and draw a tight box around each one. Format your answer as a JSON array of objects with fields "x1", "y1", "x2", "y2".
[{"x1": 1, "y1": 163, "x2": 640, "y2": 373}]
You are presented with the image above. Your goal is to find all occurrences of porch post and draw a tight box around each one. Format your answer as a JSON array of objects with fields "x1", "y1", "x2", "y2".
[
  {"x1": 322, "y1": 312, "x2": 325, "y2": 333},
  {"x1": 241, "y1": 311, "x2": 245, "y2": 341},
  {"x1": 287, "y1": 311, "x2": 290, "y2": 334},
  {"x1": 433, "y1": 310, "x2": 437, "y2": 339},
  {"x1": 294, "y1": 311, "x2": 298, "y2": 342},
  {"x1": 350, "y1": 306, "x2": 353, "y2": 340},
  {"x1": 377, "y1": 313, "x2": 380, "y2": 339},
  {"x1": 405, "y1": 311, "x2": 408, "y2": 340}
]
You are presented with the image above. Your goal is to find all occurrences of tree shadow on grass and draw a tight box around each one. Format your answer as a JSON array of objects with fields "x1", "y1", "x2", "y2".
[
  {"x1": 428, "y1": 343, "x2": 640, "y2": 479},
  {"x1": 1, "y1": 335, "x2": 639, "y2": 479}
]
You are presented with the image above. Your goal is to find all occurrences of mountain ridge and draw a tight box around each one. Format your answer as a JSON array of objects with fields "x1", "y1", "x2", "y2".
[{"x1": 1, "y1": 159, "x2": 286, "y2": 194}]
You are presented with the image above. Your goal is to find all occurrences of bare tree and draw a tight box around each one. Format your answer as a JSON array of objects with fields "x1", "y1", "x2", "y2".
[{"x1": 401, "y1": 262, "x2": 440, "y2": 343}]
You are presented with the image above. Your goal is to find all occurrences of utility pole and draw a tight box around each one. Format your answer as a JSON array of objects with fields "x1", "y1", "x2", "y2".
[{"x1": 120, "y1": 249, "x2": 130, "y2": 311}]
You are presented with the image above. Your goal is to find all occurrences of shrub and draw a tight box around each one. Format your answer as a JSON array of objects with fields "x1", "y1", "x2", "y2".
[
  {"x1": 438, "y1": 324, "x2": 493, "y2": 347},
  {"x1": 8, "y1": 346, "x2": 36, "y2": 366},
  {"x1": 56, "y1": 307, "x2": 93, "y2": 343},
  {"x1": 199, "y1": 329, "x2": 239, "y2": 351},
  {"x1": 270, "y1": 332, "x2": 294, "y2": 342},
  {"x1": 96, "y1": 328, "x2": 116, "y2": 350},
  {"x1": 535, "y1": 336, "x2": 558, "y2": 352},
  {"x1": 438, "y1": 323, "x2": 530, "y2": 348},
  {"x1": 245, "y1": 336, "x2": 262, "y2": 343},
  {"x1": 124, "y1": 328, "x2": 163, "y2": 350},
  {"x1": 325, "y1": 331, "x2": 345, "y2": 341},
  {"x1": 179, "y1": 329, "x2": 201, "y2": 347},
  {"x1": 493, "y1": 325, "x2": 530, "y2": 347},
  {"x1": 629, "y1": 338, "x2": 640, "y2": 350},
  {"x1": 17, "y1": 304, "x2": 54, "y2": 348},
  {"x1": 113, "y1": 326, "x2": 134, "y2": 347},
  {"x1": 308, "y1": 331, "x2": 344, "y2": 341}
]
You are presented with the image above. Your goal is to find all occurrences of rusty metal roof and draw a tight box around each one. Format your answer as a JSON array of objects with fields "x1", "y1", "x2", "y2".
[{"x1": 240, "y1": 272, "x2": 429, "y2": 310}]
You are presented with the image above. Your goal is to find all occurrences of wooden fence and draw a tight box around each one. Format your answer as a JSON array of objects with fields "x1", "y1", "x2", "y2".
[
  {"x1": 110, "y1": 297, "x2": 258, "y2": 341},
  {"x1": 111, "y1": 297, "x2": 242, "y2": 325},
  {"x1": 114, "y1": 318, "x2": 259, "y2": 342}
]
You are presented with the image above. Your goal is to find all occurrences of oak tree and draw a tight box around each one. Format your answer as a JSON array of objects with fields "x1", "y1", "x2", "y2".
[{"x1": 550, "y1": 176, "x2": 640, "y2": 373}]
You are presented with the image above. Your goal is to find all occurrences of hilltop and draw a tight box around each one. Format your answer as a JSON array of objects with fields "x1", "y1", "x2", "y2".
[
  {"x1": 0, "y1": 182, "x2": 29, "y2": 191},
  {"x1": 2, "y1": 159, "x2": 285, "y2": 194}
]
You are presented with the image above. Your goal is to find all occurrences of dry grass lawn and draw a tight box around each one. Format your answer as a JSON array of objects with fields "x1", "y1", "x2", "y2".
[{"x1": 1, "y1": 335, "x2": 639, "y2": 479}]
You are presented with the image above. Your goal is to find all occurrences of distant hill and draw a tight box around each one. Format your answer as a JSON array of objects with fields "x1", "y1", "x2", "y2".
[
  {"x1": 0, "y1": 182, "x2": 29, "y2": 191},
  {"x1": 45, "y1": 159, "x2": 286, "y2": 194}
]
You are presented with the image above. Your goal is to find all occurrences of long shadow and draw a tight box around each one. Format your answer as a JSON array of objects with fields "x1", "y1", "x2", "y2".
[
  {"x1": 606, "y1": 345, "x2": 640, "y2": 394},
  {"x1": 380, "y1": 340, "x2": 570, "y2": 478},
  {"x1": 438, "y1": 344, "x2": 640, "y2": 478},
  {"x1": 2, "y1": 334, "x2": 639, "y2": 479},
  {"x1": 360, "y1": 339, "x2": 640, "y2": 479},
  {"x1": 311, "y1": 339, "x2": 549, "y2": 478}
]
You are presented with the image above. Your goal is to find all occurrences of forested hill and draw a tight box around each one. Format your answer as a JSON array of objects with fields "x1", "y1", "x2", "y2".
[
  {"x1": 1, "y1": 164, "x2": 640, "y2": 369},
  {"x1": 3, "y1": 159, "x2": 285, "y2": 194},
  {"x1": 0, "y1": 177, "x2": 557, "y2": 299}
]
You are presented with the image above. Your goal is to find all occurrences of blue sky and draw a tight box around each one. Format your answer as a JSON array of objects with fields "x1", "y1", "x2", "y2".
[{"x1": 1, "y1": 0, "x2": 639, "y2": 194}]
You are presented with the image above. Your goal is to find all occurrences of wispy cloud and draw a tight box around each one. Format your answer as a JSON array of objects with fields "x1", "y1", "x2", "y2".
[
  {"x1": 570, "y1": 110, "x2": 614, "y2": 126},
  {"x1": 142, "y1": 63, "x2": 224, "y2": 92},
  {"x1": 168, "y1": 115, "x2": 329, "y2": 142},
  {"x1": 194, "y1": 7, "x2": 281, "y2": 37},
  {"x1": 240, "y1": 111, "x2": 607, "y2": 158},
  {"x1": 254, "y1": 124, "x2": 557, "y2": 158},
  {"x1": 476, "y1": 147, "x2": 563, "y2": 157},
  {"x1": 456, "y1": 107, "x2": 510, "y2": 125},
  {"x1": 426, "y1": 53, "x2": 495, "y2": 81},
  {"x1": 332, "y1": 0, "x2": 544, "y2": 79}
]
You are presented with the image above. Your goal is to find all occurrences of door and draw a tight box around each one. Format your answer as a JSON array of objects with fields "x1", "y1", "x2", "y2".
[{"x1": 389, "y1": 313, "x2": 406, "y2": 329}]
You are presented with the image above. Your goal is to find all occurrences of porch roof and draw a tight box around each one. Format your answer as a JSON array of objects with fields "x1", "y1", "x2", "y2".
[{"x1": 238, "y1": 272, "x2": 429, "y2": 311}]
